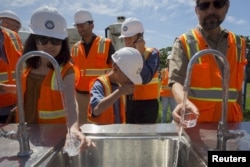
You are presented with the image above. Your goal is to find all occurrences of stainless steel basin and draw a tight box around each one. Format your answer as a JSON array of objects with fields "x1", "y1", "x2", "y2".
[
  {"x1": 43, "y1": 124, "x2": 207, "y2": 167},
  {"x1": 46, "y1": 136, "x2": 205, "y2": 167}
]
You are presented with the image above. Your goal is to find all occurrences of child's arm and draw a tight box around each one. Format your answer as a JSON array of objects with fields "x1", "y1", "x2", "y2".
[{"x1": 91, "y1": 82, "x2": 134, "y2": 116}]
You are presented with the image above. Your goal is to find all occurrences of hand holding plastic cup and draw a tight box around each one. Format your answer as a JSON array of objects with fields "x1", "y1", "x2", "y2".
[
  {"x1": 63, "y1": 134, "x2": 81, "y2": 157},
  {"x1": 181, "y1": 109, "x2": 198, "y2": 128}
]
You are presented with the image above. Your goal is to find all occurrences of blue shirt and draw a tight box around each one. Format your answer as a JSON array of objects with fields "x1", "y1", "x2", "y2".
[
  {"x1": 0, "y1": 28, "x2": 8, "y2": 63},
  {"x1": 90, "y1": 80, "x2": 121, "y2": 123},
  {"x1": 141, "y1": 48, "x2": 159, "y2": 84}
]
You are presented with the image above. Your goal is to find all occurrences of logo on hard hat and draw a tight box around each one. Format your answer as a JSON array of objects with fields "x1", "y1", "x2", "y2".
[
  {"x1": 45, "y1": 20, "x2": 55, "y2": 30},
  {"x1": 123, "y1": 26, "x2": 128, "y2": 32}
]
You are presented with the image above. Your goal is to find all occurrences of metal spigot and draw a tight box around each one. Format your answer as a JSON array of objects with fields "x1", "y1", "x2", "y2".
[
  {"x1": 183, "y1": 49, "x2": 244, "y2": 151},
  {"x1": 15, "y1": 51, "x2": 64, "y2": 156}
]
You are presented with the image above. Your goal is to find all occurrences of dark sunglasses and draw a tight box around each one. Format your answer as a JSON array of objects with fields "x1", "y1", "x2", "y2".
[
  {"x1": 35, "y1": 36, "x2": 62, "y2": 45},
  {"x1": 197, "y1": 0, "x2": 227, "y2": 11}
]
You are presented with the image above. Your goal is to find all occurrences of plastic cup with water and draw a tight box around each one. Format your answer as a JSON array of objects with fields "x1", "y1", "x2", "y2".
[
  {"x1": 182, "y1": 110, "x2": 198, "y2": 128},
  {"x1": 63, "y1": 134, "x2": 81, "y2": 157}
]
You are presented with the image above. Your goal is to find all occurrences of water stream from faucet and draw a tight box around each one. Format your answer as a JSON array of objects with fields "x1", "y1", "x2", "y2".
[{"x1": 173, "y1": 91, "x2": 187, "y2": 167}]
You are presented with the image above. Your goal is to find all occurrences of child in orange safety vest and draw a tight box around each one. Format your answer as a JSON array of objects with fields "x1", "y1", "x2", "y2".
[{"x1": 88, "y1": 47, "x2": 143, "y2": 124}]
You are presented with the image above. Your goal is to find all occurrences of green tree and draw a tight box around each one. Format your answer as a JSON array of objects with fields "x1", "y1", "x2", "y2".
[{"x1": 159, "y1": 47, "x2": 172, "y2": 70}]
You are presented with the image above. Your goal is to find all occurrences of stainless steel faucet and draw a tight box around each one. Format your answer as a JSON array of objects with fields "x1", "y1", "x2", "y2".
[
  {"x1": 183, "y1": 49, "x2": 244, "y2": 151},
  {"x1": 15, "y1": 51, "x2": 65, "y2": 156}
]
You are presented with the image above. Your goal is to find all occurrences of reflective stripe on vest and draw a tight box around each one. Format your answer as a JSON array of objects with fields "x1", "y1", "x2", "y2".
[
  {"x1": 80, "y1": 68, "x2": 111, "y2": 76},
  {"x1": 72, "y1": 41, "x2": 81, "y2": 57},
  {"x1": 98, "y1": 37, "x2": 106, "y2": 54},
  {"x1": 233, "y1": 34, "x2": 244, "y2": 62},
  {"x1": 100, "y1": 75, "x2": 111, "y2": 95},
  {"x1": 147, "y1": 77, "x2": 159, "y2": 85},
  {"x1": 51, "y1": 66, "x2": 63, "y2": 90},
  {"x1": 183, "y1": 29, "x2": 243, "y2": 63},
  {"x1": 0, "y1": 72, "x2": 8, "y2": 83},
  {"x1": 72, "y1": 37, "x2": 106, "y2": 57},
  {"x1": 189, "y1": 87, "x2": 238, "y2": 102},
  {"x1": 161, "y1": 85, "x2": 171, "y2": 91},
  {"x1": 4, "y1": 28, "x2": 21, "y2": 52},
  {"x1": 0, "y1": 71, "x2": 15, "y2": 83},
  {"x1": 39, "y1": 109, "x2": 65, "y2": 119},
  {"x1": 182, "y1": 29, "x2": 244, "y2": 102}
]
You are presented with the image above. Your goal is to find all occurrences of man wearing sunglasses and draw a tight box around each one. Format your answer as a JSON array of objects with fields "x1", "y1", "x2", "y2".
[{"x1": 169, "y1": 0, "x2": 247, "y2": 123}]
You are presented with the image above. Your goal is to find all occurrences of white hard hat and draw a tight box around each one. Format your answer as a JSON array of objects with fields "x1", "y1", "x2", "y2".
[
  {"x1": 74, "y1": 9, "x2": 93, "y2": 25},
  {"x1": 0, "y1": 10, "x2": 21, "y2": 26},
  {"x1": 29, "y1": 6, "x2": 67, "y2": 40},
  {"x1": 112, "y1": 47, "x2": 143, "y2": 84},
  {"x1": 119, "y1": 17, "x2": 144, "y2": 38}
]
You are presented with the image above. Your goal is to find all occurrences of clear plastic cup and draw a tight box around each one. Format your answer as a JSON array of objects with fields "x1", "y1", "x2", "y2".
[
  {"x1": 63, "y1": 135, "x2": 81, "y2": 157},
  {"x1": 182, "y1": 111, "x2": 198, "y2": 128}
]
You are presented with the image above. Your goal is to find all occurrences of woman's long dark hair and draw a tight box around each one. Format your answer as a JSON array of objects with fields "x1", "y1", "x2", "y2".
[{"x1": 23, "y1": 34, "x2": 71, "y2": 69}]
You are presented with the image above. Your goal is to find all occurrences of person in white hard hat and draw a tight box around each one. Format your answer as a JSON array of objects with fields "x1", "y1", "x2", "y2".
[
  {"x1": 71, "y1": 8, "x2": 115, "y2": 125},
  {"x1": 0, "y1": 6, "x2": 93, "y2": 152},
  {"x1": 87, "y1": 47, "x2": 143, "y2": 124},
  {"x1": 119, "y1": 17, "x2": 160, "y2": 124},
  {"x1": 0, "y1": 22, "x2": 23, "y2": 123},
  {"x1": 0, "y1": 10, "x2": 21, "y2": 32}
]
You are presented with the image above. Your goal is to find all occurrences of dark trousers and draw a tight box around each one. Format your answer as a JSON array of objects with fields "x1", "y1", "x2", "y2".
[
  {"x1": 0, "y1": 115, "x2": 9, "y2": 123},
  {"x1": 126, "y1": 96, "x2": 159, "y2": 124}
]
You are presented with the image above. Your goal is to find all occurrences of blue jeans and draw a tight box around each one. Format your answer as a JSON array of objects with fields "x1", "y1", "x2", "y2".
[{"x1": 161, "y1": 97, "x2": 176, "y2": 123}]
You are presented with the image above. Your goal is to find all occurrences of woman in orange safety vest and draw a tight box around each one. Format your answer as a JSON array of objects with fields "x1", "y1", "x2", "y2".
[{"x1": 0, "y1": 6, "x2": 91, "y2": 150}]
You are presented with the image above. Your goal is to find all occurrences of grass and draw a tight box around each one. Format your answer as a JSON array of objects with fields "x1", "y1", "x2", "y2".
[
  {"x1": 243, "y1": 83, "x2": 250, "y2": 121},
  {"x1": 158, "y1": 83, "x2": 250, "y2": 122}
]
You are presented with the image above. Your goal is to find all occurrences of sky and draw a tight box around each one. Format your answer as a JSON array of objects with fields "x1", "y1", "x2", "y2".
[{"x1": 0, "y1": 0, "x2": 249, "y2": 50}]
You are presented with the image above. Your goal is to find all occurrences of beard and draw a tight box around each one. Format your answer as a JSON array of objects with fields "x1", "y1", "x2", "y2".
[{"x1": 201, "y1": 14, "x2": 223, "y2": 30}]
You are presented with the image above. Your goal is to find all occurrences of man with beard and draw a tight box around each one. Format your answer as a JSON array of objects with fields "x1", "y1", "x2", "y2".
[{"x1": 169, "y1": 0, "x2": 247, "y2": 123}]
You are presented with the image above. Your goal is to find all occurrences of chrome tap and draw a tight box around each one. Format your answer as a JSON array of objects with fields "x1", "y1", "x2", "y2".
[
  {"x1": 183, "y1": 49, "x2": 244, "y2": 151},
  {"x1": 15, "y1": 51, "x2": 65, "y2": 156}
]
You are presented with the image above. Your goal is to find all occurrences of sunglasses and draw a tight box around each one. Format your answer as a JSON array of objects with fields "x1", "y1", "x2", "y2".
[
  {"x1": 197, "y1": 0, "x2": 227, "y2": 11},
  {"x1": 35, "y1": 36, "x2": 62, "y2": 45}
]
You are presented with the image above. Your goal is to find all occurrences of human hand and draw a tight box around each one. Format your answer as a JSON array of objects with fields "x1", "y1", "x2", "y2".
[
  {"x1": 64, "y1": 129, "x2": 95, "y2": 156},
  {"x1": 172, "y1": 100, "x2": 199, "y2": 126},
  {"x1": 119, "y1": 83, "x2": 135, "y2": 95},
  {"x1": 133, "y1": 36, "x2": 145, "y2": 54}
]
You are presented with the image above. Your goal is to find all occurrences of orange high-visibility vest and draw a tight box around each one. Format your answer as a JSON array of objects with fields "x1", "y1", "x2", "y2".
[
  {"x1": 0, "y1": 27, "x2": 22, "y2": 107},
  {"x1": 19, "y1": 62, "x2": 77, "y2": 124},
  {"x1": 71, "y1": 36, "x2": 112, "y2": 92},
  {"x1": 87, "y1": 75, "x2": 126, "y2": 124},
  {"x1": 133, "y1": 47, "x2": 159, "y2": 100},
  {"x1": 179, "y1": 29, "x2": 247, "y2": 122},
  {"x1": 160, "y1": 68, "x2": 172, "y2": 97}
]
